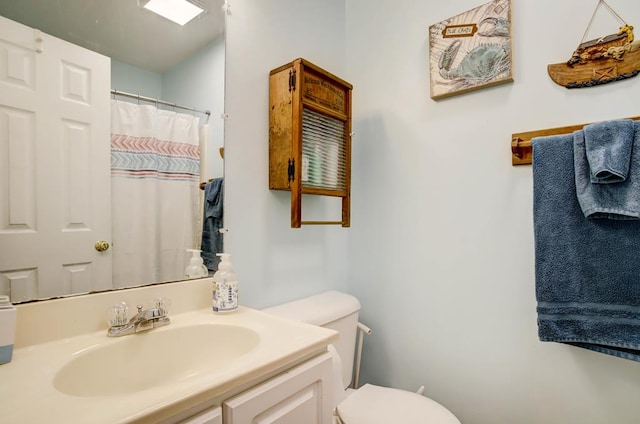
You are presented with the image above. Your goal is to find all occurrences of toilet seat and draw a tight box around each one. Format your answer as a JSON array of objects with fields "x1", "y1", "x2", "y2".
[{"x1": 336, "y1": 384, "x2": 461, "y2": 424}]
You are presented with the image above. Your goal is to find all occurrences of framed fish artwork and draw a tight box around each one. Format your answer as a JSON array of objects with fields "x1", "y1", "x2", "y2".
[{"x1": 428, "y1": 0, "x2": 514, "y2": 100}]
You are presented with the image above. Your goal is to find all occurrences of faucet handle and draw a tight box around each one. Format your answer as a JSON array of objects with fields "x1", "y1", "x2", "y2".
[
  {"x1": 108, "y1": 302, "x2": 129, "y2": 327},
  {"x1": 154, "y1": 297, "x2": 171, "y2": 315}
]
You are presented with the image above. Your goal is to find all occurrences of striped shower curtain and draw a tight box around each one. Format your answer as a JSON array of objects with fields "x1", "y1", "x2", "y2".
[{"x1": 110, "y1": 100, "x2": 201, "y2": 288}]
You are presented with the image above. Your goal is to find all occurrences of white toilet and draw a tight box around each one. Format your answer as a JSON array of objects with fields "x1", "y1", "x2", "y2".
[{"x1": 263, "y1": 291, "x2": 461, "y2": 424}]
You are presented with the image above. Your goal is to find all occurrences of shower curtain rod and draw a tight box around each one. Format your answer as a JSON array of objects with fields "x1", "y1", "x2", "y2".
[{"x1": 110, "y1": 89, "x2": 211, "y2": 119}]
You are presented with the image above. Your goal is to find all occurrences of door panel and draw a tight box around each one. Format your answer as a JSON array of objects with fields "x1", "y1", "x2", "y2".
[{"x1": 0, "y1": 15, "x2": 111, "y2": 302}]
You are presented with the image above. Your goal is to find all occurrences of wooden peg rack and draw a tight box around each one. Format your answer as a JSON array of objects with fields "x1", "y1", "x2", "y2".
[{"x1": 511, "y1": 115, "x2": 640, "y2": 166}]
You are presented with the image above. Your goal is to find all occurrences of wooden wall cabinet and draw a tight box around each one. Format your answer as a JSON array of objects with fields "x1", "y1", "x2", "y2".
[{"x1": 269, "y1": 58, "x2": 353, "y2": 228}]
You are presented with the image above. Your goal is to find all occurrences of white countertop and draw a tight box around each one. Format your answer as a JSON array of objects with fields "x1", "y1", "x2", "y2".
[{"x1": 0, "y1": 306, "x2": 337, "y2": 423}]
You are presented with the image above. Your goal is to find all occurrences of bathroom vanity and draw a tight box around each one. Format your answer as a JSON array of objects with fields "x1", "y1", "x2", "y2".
[{"x1": 0, "y1": 279, "x2": 337, "y2": 423}]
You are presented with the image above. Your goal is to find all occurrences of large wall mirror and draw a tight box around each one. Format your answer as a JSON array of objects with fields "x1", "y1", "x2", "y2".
[{"x1": 0, "y1": 0, "x2": 225, "y2": 303}]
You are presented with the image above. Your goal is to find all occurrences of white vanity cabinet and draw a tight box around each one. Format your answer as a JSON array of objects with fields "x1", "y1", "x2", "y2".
[
  {"x1": 181, "y1": 407, "x2": 222, "y2": 424},
  {"x1": 223, "y1": 351, "x2": 333, "y2": 424},
  {"x1": 177, "y1": 351, "x2": 333, "y2": 424},
  {"x1": 5, "y1": 293, "x2": 338, "y2": 424}
]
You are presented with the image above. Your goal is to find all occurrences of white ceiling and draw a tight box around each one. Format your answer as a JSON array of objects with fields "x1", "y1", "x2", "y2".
[{"x1": 0, "y1": 0, "x2": 225, "y2": 74}]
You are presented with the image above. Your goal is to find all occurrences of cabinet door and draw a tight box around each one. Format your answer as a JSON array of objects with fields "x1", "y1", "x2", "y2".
[
  {"x1": 181, "y1": 406, "x2": 222, "y2": 424},
  {"x1": 223, "y1": 352, "x2": 333, "y2": 424}
]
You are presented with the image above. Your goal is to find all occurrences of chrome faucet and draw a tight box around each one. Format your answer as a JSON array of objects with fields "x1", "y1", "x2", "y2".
[{"x1": 107, "y1": 298, "x2": 170, "y2": 337}]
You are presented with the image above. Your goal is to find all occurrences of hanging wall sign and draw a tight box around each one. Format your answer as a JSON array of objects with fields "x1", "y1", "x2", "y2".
[
  {"x1": 429, "y1": 0, "x2": 514, "y2": 100},
  {"x1": 547, "y1": 0, "x2": 640, "y2": 89}
]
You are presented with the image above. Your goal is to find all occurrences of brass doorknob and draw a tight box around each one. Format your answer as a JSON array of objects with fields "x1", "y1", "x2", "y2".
[{"x1": 95, "y1": 241, "x2": 110, "y2": 252}]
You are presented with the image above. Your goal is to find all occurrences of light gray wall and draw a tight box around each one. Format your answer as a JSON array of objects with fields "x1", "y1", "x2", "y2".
[
  {"x1": 224, "y1": 0, "x2": 350, "y2": 308},
  {"x1": 111, "y1": 60, "x2": 162, "y2": 99},
  {"x1": 346, "y1": 1, "x2": 640, "y2": 424},
  {"x1": 225, "y1": 0, "x2": 640, "y2": 422},
  {"x1": 163, "y1": 37, "x2": 225, "y2": 180}
]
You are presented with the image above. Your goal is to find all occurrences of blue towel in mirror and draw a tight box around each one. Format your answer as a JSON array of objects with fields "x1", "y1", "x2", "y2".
[
  {"x1": 574, "y1": 121, "x2": 640, "y2": 219},
  {"x1": 202, "y1": 177, "x2": 224, "y2": 273},
  {"x1": 533, "y1": 133, "x2": 640, "y2": 362}
]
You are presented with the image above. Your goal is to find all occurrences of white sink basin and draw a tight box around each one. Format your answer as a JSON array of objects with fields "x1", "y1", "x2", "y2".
[{"x1": 53, "y1": 323, "x2": 260, "y2": 397}]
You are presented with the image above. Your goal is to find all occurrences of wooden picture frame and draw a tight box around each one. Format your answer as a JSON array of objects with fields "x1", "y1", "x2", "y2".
[{"x1": 429, "y1": 0, "x2": 514, "y2": 100}]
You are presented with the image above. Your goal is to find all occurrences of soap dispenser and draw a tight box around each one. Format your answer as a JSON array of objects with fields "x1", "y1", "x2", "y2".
[
  {"x1": 185, "y1": 249, "x2": 209, "y2": 279},
  {"x1": 212, "y1": 253, "x2": 238, "y2": 313}
]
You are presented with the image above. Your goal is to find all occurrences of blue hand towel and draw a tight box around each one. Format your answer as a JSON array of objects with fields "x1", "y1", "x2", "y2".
[
  {"x1": 574, "y1": 122, "x2": 640, "y2": 219},
  {"x1": 201, "y1": 177, "x2": 224, "y2": 272},
  {"x1": 533, "y1": 133, "x2": 640, "y2": 362},
  {"x1": 584, "y1": 119, "x2": 634, "y2": 184}
]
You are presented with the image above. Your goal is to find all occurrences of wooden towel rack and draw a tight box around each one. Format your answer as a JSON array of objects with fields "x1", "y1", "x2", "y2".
[
  {"x1": 200, "y1": 179, "x2": 214, "y2": 190},
  {"x1": 511, "y1": 115, "x2": 640, "y2": 166}
]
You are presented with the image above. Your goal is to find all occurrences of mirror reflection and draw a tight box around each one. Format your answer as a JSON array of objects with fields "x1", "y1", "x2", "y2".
[{"x1": 0, "y1": 0, "x2": 225, "y2": 303}]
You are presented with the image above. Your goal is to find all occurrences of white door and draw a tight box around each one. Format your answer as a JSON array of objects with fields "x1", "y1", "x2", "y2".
[{"x1": 0, "y1": 16, "x2": 111, "y2": 302}]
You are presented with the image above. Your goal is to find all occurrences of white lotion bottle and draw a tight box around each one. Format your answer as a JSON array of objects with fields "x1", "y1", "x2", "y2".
[{"x1": 212, "y1": 253, "x2": 238, "y2": 313}]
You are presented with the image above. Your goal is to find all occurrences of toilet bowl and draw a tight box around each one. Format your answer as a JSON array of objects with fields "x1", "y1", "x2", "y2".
[
  {"x1": 337, "y1": 383, "x2": 460, "y2": 424},
  {"x1": 263, "y1": 291, "x2": 461, "y2": 424}
]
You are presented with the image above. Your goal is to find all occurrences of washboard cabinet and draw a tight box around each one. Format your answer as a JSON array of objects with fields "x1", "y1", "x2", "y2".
[{"x1": 269, "y1": 58, "x2": 352, "y2": 228}]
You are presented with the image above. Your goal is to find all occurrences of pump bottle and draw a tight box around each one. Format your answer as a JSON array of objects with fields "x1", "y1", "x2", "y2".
[
  {"x1": 212, "y1": 253, "x2": 238, "y2": 313},
  {"x1": 185, "y1": 249, "x2": 208, "y2": 279}
]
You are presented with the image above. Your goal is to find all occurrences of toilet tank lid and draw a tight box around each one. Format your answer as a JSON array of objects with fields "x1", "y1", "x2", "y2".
[{"x1": 262, "y1": 291, "x2": 361, "y2": 326}]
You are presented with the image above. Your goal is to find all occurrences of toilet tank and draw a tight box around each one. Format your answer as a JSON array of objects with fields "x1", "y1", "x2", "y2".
[{"x1": 262, "y1": 291, "x2": 361, "y2": 389}]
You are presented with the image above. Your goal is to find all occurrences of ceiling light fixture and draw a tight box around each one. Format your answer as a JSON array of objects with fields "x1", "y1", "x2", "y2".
[{"x1": 143, "y1": 0, "x2": 205, "y2": 26}]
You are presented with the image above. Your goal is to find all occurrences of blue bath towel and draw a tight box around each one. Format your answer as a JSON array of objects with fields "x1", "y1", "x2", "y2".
[
  {"x1": 574, "y1": 122, "x2": 640, "y2": 220},
  {"x1": 533, "y1": 133, "x2": 640, "y2": 362},
  {"x1": 201, "y1": 177, "x2": 224, "y2": 272},
  {"x1": 584, "y1": 120, "x2": 634, "y2": 184}
]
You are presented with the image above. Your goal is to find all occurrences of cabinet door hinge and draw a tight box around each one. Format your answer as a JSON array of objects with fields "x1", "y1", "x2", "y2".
[
  {"x1": 288, "y1": 69, "x2": 297, "y2": 92},
  {"x1": 287, "y1": 158, "x2": 295, "y2": 183}
]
